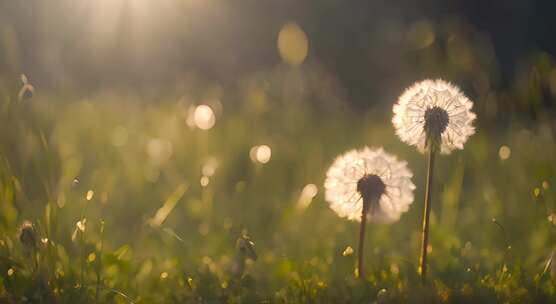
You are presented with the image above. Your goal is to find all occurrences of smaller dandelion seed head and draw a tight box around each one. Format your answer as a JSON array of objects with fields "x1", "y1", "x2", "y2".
[
  {"x1": 356, "y1": 174, "x2": 386, "y2": 212},
  {"x1": 324, "y1": 147, "x2": 415, "y2": 223},
  {"x1": 19, "y1": 221, "x2": 37, "y2": 249}
]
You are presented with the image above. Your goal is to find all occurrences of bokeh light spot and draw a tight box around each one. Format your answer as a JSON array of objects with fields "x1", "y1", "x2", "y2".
[
  {"x1": 250, "y1": 145, "x2": 272, "y2": 164},
  {"x1": 202, "y1": 157, "x2": 219, "y2": 177},
  {"x1": 147, "y1": 138, "x2": 173, "y2": 164},
  {"x1": 200, "y1": 176, "x2": 210, "y2": 187},
  {"x1": 277, "y1": 23, "x2": 308, "y2": 66},
  {"x1": 194, "y1": 105, "x2": 216, "y2": 130},
  {"x1": 86, "y1": 190, "x2": 94, "y2": 201},
  {"x1": 498, "y1": 145, "x2": 511, "y2": 160},
  {"x1": 407, "y1": 20, "x2": 435, "y2": 49},
  {"x1": 342, "y1": 246, "x2": 354, "y2": 256},
  {"x1": 297, "y1": 184, "x2": 318, "y2": 211}
]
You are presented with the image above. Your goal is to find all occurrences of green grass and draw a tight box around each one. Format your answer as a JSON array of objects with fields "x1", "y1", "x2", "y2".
[{"x1": 1, "y1": 80, "x2": 556, "y2": 303}]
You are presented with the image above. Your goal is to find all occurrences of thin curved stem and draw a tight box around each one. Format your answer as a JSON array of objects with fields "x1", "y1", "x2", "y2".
[{"x1": 419, "y1": 146, "x2": 436, "y2": 284}]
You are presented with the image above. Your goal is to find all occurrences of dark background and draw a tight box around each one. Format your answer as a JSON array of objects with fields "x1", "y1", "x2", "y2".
[{"x1": 0, "y1": 0, "x2": 555, "y2": 110}]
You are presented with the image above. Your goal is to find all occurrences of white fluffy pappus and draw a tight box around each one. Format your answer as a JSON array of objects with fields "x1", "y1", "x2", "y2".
[
  {"x1": 324, "y1": 147, "x2": 415, "y2": 223},
  {"x1": 392, "y1": 79, "x2": 476, "y2": 154}
]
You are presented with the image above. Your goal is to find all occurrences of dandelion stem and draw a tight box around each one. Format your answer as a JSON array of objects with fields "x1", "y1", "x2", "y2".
[
  {"x1": 419, "y1": 146, "x2": 436, "y2": 284},
  {"x1": 357, "y1": 199, "x2": 370, "y2": 279}
]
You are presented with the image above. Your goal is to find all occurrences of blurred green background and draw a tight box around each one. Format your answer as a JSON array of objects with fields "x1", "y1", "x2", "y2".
[{"x1": 1, "y1": 0, "x2": 556, "y2": 302}]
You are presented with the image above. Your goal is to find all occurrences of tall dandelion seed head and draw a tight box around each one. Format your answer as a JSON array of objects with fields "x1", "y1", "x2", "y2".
[
  {"x1": 324, "y1": 147, "x2": 415, "y2": 223},
  {"x1": 392, "y1": 79, "x2": 476, "y2": 154}
]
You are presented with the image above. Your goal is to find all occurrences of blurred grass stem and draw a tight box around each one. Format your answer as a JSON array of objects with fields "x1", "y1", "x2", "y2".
[{"x1": 95, "y1": 220, "x2": 105, "y2": 302}]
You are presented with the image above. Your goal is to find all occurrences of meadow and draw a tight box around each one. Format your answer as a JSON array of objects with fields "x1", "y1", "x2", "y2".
[
  {"x1": 2, "y1": 1, "x2": 556, "y2": 302},
  {"x1": 1, "y1": 69, "x2": 556, "y2": 303}
]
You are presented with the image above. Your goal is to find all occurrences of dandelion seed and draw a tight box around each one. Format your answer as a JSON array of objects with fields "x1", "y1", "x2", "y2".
[
  {"x1": 393, "y1": 79, "x2": 476, "y2": 154},
  {"x1": 325, "y1": 147, "x2": 415, "y2": 279}
]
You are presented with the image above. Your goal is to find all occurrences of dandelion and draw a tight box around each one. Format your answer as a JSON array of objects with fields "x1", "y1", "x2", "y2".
[
  {"x1": 392, "y1": 79, "x2": 476, "y2": 154},
  {"x1": 324, "y1": 147, "x2": 415, "y2": 278},
  {"x1": 392, "y1": 79, "x2": 476, "y2": 283}
]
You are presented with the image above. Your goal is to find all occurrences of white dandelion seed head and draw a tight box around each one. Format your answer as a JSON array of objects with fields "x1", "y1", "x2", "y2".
[
  {"x1": 324, "y1": 147, "x2": 415, "y2": 224},
  {"x1": 392, "y1": 79, "x2": 476, "y2": 154}
]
